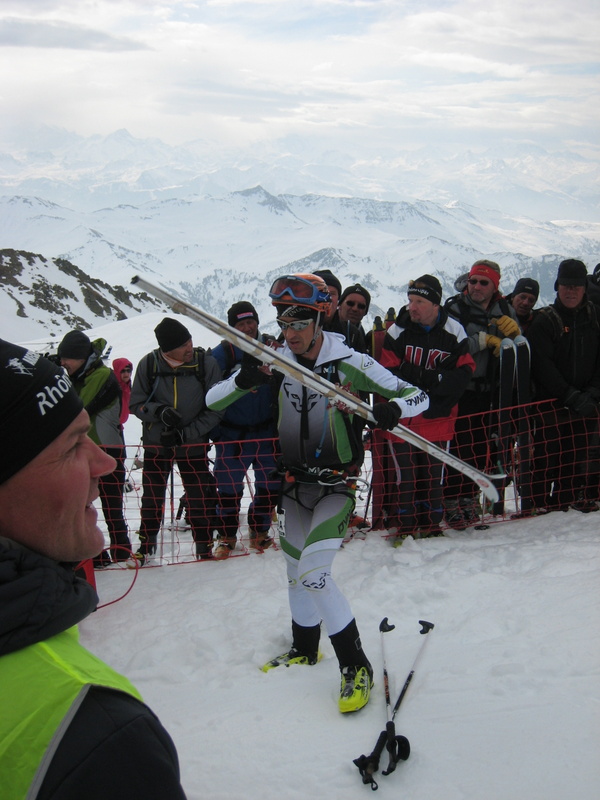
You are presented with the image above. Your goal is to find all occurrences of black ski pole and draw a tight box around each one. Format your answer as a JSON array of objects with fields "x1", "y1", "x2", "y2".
[
  {"x1": 381, "y1": 620, "x2": 433, "y2": 776},
  {"x1": 353, "y1": 617, "x2": 401, "y2": 790},
  {"x1": 354, "y1": 619, "x2": 433, "y2": 789}
]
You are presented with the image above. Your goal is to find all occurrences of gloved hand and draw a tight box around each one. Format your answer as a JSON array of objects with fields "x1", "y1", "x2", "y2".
[
  {"x1": 235, "y1": 353, "x2": 270, "y2": 390},
  {"x1": 398, "y1": 361, "x2": 442, "y2": 391},
  {"x1": 564, "y1": 389, "x2": 599, "y2": 417},
  {"x1": 493, "y1": 315, "x2": 520, "y2": 339},
  {"x1": 160, "y1": 427, "x2": 184, "y2": 446},
  {"x1": 485, "y1": 334, "x2": 503, "y2": 358},
  {"x1": 158, "y1": 406, "x2": 182, "y2": 428},
  {"x1": 371, "y1": 401, "x2": 402, "y2": 430}
]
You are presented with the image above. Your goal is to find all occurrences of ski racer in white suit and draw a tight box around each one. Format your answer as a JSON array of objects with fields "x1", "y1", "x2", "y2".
[{"x1": 206, "y1": 274, "x2": 428, "y2": 713}]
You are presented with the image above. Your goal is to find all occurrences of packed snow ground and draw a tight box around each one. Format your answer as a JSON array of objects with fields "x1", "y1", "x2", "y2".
[
  {"x1": 83, "y1": 511, "x2": 599, "y2": 800},
  {"x1": 21, "y1": 314, "x2": 600, "y2": 800}
]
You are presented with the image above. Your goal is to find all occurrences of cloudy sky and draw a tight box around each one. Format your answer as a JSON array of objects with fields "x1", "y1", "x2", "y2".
[{"x1": 0, "y1": 0, "x2": 598, "y2": 154}]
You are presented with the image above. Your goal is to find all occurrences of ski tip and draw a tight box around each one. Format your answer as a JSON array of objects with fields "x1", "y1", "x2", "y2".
[
  {"x1": 131, "y1": 275, "x2": 140, "y2": 285},
  {"x1": 418, "y1": 620, "x2": 434, "y2": 634},
  {"x1": 379, "y1": 617, "x2": 395, "y2": 632}
]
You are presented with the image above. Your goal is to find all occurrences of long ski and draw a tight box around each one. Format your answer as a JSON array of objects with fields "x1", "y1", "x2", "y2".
[
  {"x1": 512, "y1": 335, "x2": 533, "y2": 515},
  {"x1": 131, "y1": 276, "x2": 500, "y2": 502},
  {"x1": 491, "y1": 338, "x2": 516, "y2": 514}
]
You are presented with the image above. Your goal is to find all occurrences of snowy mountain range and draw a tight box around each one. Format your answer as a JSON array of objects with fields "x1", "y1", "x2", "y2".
[
  {"x1": 0, "y1": 128, "x2": 599, "y2": 342},
  {"x1": 1, "y1": 127, "x2": 599, "y2": 221}
]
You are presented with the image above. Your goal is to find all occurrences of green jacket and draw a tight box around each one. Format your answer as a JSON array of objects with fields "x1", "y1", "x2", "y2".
[
  {"x1": 0, "y1": 625, "x2": 141, "y2": 800},
  {"x1": 71, "y1": 338, "x2": 122, "y2": 446}
]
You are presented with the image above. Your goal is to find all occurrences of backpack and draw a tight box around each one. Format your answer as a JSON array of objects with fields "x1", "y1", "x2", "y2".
[
  {"x1": 145, "y1": 347, "x2": 206, "y2": 405},
  {"x1": 537, "y1": 303, "x2": 600, "y2": 339}
]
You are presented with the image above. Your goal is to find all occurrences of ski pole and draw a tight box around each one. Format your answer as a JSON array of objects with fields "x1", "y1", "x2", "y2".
[
  {"x1": 380, "y1": 620, "x2": 434, "y2": 777},
  {"x1": 353, "y1": 618, "x2": 408, "y2": 789},
  {"x1": 354, "y1": 619, "x2": 434, "y2": 789}
]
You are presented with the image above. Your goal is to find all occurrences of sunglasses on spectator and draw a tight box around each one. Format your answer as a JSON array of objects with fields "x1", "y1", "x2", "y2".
[
  {"x1": 276, "y1": 318, "x2": 314, "y2": 331},
  {"x1": 468, "y1": 278, "x2": 490, "y2": 287},
  {"x1": 121, "y1": 367, "x2": 133, "y2": 373},
  {"x1": 344, "y1": 300, "x2": 367, "y2": 310}
]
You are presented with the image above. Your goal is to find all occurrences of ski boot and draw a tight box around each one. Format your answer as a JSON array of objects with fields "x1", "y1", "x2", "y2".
[
  {"x1": 338, "y1": 665, "x2": 373, "y2": 713},
  {"x1": 249, "y1": 528, "x2": 274, "y2": 552},
  {"x1": 261, "y1": 648, "x2": 322, "y2": 672}
]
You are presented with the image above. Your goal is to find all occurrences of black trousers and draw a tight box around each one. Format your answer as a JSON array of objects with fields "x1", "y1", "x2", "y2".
[
  {"x1": 98, "y1": 446, "x2": 130, "y2": 549},
  {"x1": 139, "y1": 444, "x2": 218, "y2": 547}
]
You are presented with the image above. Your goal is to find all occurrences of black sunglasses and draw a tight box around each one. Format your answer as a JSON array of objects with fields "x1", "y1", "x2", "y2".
[
  {"x1": 121, "y1": 366, "x2": 133, "y2": 373},
  {"x1": 345, "y1": 300, "x2": 367, "y2": 310},
  {"x1": 468, "y1": 278, "x2": 490, "y2": 287}
]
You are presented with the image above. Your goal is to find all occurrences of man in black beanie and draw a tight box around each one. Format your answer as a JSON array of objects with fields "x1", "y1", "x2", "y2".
[
  {"x1": 57, "y1": 329, "x2": 131, "y2": 566},
  {"x1": 313, "y1": 270, "x2": 366, "y2": 351},
  {"x1": 526, "y1": 259, "x2": 600, "y2": 513},
  {"x1": 0, "y1": 339, "x2": 187, "y2": 799},
  {"x1": 209, "y1": 301, "x2": 279, "y2": 557},
  {"x1": 378, "y1": 275, "x2": 475, "y2": 538},
  {"x1": 130, "y1": 317, "x2": 224, "y2": 561},
  {"x1": 338, "y1": 283, "x2": 371, "y2": 335},
  {"x1": 586, "y1": 263, "x2": 600, "y2": 310},
  {"x1": 505, "y1": 277, "x2": 540, "y2": 334}
]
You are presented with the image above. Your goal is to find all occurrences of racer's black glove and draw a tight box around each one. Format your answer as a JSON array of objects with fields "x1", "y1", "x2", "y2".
[{"x1": 371, "y1": 401, "x2": 402, "y2": 430}]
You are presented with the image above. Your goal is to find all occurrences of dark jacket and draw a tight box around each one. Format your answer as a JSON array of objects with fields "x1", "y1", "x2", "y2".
[
  {"x1": 525, "y1": 298, "x2": 600, "y2": 403},
  {"x1": 325, "y1": 311, "x2": 367, "y2": 352},
  {"x1": 0, "y1": 538, "x2": 186, "y2": 799},
  {"x1": 130, "y1": 347, "x2": 223, "y2": 446},
  {"x1": 210, "y1": 340, "x2": 277, "y2": 437},
  {"x1": 70, "y1": 338, "x2": 122, "y2": 446},
  {"x1": 445, "y1": 291, "x2": 519, "y2": 391},
  {"x1": 379, "y1": 306, "x2": 475, "y2": 441}
]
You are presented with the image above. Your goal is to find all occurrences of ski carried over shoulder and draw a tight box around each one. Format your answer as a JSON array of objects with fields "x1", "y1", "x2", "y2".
[{"x1": 131, "y1": 276, "x2": 500, "y2": 502}]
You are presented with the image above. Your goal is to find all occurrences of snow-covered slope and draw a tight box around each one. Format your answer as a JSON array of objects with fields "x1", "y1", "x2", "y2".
[
  {"x1": 16, "y1": 312, "x2": 598, "y2": 800},
  {"x1": 2, "y1": 188, "x2": 599, "y2": 341}
]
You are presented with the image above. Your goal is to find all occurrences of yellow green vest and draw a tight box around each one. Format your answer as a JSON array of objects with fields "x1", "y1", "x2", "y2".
[{"x1": 0, "y1": 625, "x2": 142, "y2": 800}]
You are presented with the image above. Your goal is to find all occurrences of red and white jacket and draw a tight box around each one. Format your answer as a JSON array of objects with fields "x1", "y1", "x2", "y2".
[{"x1": 379, "y1": 306, "x2": 475, "y2": 443}]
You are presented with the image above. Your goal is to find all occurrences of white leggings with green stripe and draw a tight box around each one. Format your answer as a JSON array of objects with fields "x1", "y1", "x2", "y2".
[{"x1": 279, "y1": 481, "x2": 355, "y2": 637}]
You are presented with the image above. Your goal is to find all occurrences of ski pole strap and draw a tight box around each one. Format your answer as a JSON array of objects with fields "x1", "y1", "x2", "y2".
[
  {"x1": 382, "y1": 721, "x2": 410, "y2": 776},
  {"x1": 353, "y1": 729, "x2": 387, "y2": 790}
]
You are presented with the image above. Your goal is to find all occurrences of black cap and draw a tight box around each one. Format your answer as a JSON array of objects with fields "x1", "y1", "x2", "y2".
[
  {"x1": 313, "y1": 269, "x2": 342, "y2": 296},
  {"x1": 0, "y1": 340, "x2": 83, "y2": 484},
  {"x1": 228, "y1": 301, "x2": 259, "y2": 327},
  {"x1": 554, "y1": 259, "x2": 587, "y2": 291},
  {"x1": 154, "y1": 318, "x2": 192, "y2": 352},
  {"x1": 407, "y1": 274, "x2": 443, "y2": 306},
  {"x1": 512, "y1": 278, "x2": 539, "y2": 300},
  {"x1": 339, "y1": 283, "x2": 371, "y2": 311},
  {"x1": 57, "y1": 330, "x2": 93, "y2": 360}
]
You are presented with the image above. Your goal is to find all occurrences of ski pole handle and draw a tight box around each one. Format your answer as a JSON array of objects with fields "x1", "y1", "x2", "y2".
[{"x1": 353, "y1": 729, "x2": 387, "y2": 790}]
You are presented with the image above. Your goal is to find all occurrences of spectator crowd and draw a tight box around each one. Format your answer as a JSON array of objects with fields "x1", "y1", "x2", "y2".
[
  {"x1": 27, "y1": 257, "x2": 600, "y2": 566},
  {"x1": 2, "y1": 257, "x2": 600, "y2": 794}
]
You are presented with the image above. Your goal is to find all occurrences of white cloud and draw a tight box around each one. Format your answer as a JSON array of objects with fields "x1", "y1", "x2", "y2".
[{"x1": 0, "y1": 0, "x2": 597, "y2": 151}]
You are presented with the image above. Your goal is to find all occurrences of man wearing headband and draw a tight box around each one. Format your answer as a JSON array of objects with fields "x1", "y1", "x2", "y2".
[
  {"x1": 444, "y1": 260, "x2": 520, "y2": 528},
  {"x1": 0, "y1": 340, "x2": 186, "y2": 798},
  {"x1": 208, "y1": 273, "x2": 429, "y2": 714},
  {"x1": 379, "y1": 275, "x2": 475, "y2": 541}
]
